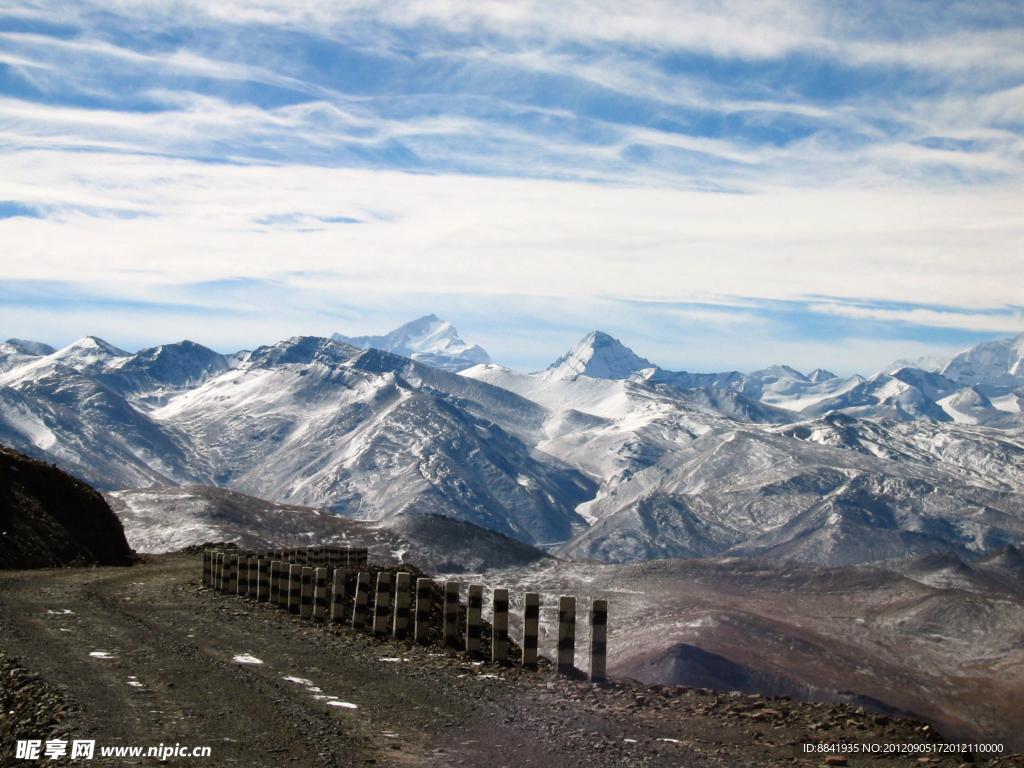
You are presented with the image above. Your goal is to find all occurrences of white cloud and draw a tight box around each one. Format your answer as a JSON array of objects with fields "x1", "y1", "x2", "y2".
[
  {"x1": 808, "y1": 303, "x2": 1024, "y2": 335},
  {"x1": 1, "y1": 149, "x2": 1021, "y2": 312}
]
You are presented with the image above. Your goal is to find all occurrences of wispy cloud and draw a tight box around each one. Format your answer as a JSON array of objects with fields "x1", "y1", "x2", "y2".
[{"x1": 0, "y1": 0, "x2": 1021, "y2": 369}]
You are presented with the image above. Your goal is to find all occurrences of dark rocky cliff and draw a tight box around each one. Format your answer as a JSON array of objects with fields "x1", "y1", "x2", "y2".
[{"x1": 0, "y1": 444, "x2": 133, "y2": 568}]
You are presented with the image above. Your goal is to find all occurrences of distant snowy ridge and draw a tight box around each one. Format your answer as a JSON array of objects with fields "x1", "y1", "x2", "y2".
[{"x1": 332, "y1": 314, "x2": 490, "y2": 372}]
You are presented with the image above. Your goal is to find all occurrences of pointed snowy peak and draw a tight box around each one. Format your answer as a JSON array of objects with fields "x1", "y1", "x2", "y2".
[
  {"x1": 882, "y1": 355, "x2": 947, "y2": 375},
  {"x1": 808, "y1": 368, "x2": 837, "y2": 383},
  {"x1": 545, "y1": 331, "x2": 654, "y2": 380},
  {"x1": 47, "y1": 336, "x2": 130, "y2": 372},
  {"x1": 332, "y1": 314, "x2": 490, "y2": 372}
]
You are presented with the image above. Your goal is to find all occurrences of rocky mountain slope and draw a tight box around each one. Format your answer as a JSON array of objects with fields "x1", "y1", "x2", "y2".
[
  {"x1": 0, "y1": 324, "x2": 1022, "y2": 566},
  {"x1": 0, "y1": 444, "x2": 133, "y2": 568},
  {"x1": 107, "y1": 485, "x2": 549, "y2": 572},
  {"x1": 487, "y1": 547, "x2": 1024, "y2": 750}
]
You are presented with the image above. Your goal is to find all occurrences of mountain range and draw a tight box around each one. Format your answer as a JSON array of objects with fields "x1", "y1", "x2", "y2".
[{"x1": 1, "y1": 315, "x2": 1022, "y2": 565}]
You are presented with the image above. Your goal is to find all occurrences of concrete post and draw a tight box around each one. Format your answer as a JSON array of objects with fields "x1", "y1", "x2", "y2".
[
  {"x1": 522, "y1": 592, "x2": 540, "y2": 669},
  {"x1": 393, "y1": 572, "x2": 411, "y2": 640},
  {"x1": 288, "y1": 564, "x2": 302, "y2": 615},
  {"x1": 256, "y1": 558, "x2": 270, "y2": 602},
  {"x1": 330, "y1": 568, "x2": 347, "y2": 623},
  {"x1": 248, "y1": 556, "x2": 258, "y2": 597},
  {"x1": 466, "y1": 584, "x2": 483, "y2": 655},
  {"x1": 443, "y1": 580, "x2": 460, "y2": 648},
  {"x1": 557, "y1": 596, "x2": 576, "y2": 675},
  {"x1": 269, "y1": 560, "x2": 281, "y2": 605},
  {"x1": 277, "y1": 561, "x2": 290, "y2": 608},
  {"x1": 352, "y1": 571, "x2": 370, "y2": 630},
  {"x1": 590, "y1": 599, "x2": 608, "y2": 683},
  {"x1": 372, "y1": 572, "x2": 392, "y2": 635},
  {"x1": 226, "y1": 555, "x2": 238, "y2": 595},
  {"x1": 313, "y1": 567, "x2": 328, "y2": 621},
  {"x1": 414, "y1": 578, "x2": 432, "y2": 643},
  {"x1": 237, "y1": 556, "x2": 249, "y2": 597},
  {"x1": 492, "y1": 588, "x2": 509, "y2": 663},
  {"x1": 300, "y1": 567, "x2": 314, "y2": 619}
]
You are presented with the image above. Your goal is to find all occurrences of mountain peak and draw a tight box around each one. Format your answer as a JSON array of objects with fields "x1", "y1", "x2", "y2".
[
  {"x1": 2, "y1": 339, "x2": 56, "y2": 357},
  {"x1": 49, "y1": 336, "x2": 129, "y2": 368},
  {"x1": 941, "y1": 332, "x2": 1024, "y2": 389},
  {"x1": 332, "y1": 315, "x2": 490, "y2": 372},
  {"x1": 546, "y1": 330, "x2": 654, "y2": 380}
]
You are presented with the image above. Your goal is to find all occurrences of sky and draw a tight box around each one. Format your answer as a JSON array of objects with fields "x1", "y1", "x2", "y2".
[{"x1": 0, "y1": 1, "x2": 1022, "y2": 375}]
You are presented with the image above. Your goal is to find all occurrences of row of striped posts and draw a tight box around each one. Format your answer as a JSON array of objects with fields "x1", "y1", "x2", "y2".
[{"x1": 201, "y1": 547, "x2": 608, "y2": 681}]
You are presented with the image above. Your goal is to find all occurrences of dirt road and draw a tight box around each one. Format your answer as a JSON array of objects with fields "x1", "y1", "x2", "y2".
[{"x1": 0, "y1": 555, "x2": 1017, "y2": 768}]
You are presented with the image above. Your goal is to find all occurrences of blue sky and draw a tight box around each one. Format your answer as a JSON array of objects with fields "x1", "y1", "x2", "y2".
[{"x1": 0, "y1": 1, "x2": 1022, "y2": 374}]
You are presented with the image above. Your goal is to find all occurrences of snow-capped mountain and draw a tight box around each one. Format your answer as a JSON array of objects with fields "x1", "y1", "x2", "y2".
[
  {"x1": 2, "y1": 323, "x2": 1024, "y2": 567},
  {"x1": 0, "y1": 339, "x2": 56, "y2": 373},
  {"x1": 544, "y1": 330, "x2": 653, "y2": 380},
  {"x1": 941, "y1": 332, "x2": 1024, "y2": 391},
  {"x1": 332, "y1": 314, "x2": 490, "y2": 372}
]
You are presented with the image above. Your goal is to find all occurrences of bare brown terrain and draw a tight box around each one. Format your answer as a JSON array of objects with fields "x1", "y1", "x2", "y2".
[{"x1": 1, "y1": 554, "x2": 1020, "y2": 768}]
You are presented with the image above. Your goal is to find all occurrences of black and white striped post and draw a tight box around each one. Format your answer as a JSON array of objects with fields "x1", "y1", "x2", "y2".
[
  {"x1": 359, "y1": 548, "x2": 370, "y2": 568},
  {"x1": 590, "y1": 599, "x2": 608, "y2": 682},
  {"x1": 237, "y1": 556, "x2": 249, "y2": 597},
  {"x1": 492, "y1": 588, "x2": 509, "y2": 663},
  {"x1": 466, "y1": 584, "x2": 483, "y2": 655},
  {"x1": 557, "y1": 596, "x2": 576, "y2": 675},
  {"x1": 414, "y1": 578, "x2": 432, "y2": 643},
  {"x1": 288, "y1": 564, "x2": 302, "y2": 615},
  {"x1": 226, "y1": 554, "x2": 239, "y2": 595},
  {"x1": 300, "y1": 567, "x2": 314, "y2": 620},
  {"x1": 313, "y1": 567, "x2": 328, "y2": 621},
  {"x1": 249, "y1": 556, "x2": 259, "y2": 598},
  {"x1": 393, "y1": 572, "x2": 411, "y2": 640},
  {"x1": 352, "y1": 571, "x2": 370, "y2": 630},
  {"x1": 443, "y1": 580, "x2": 460, "y2": 648},
  {"x1": 213, "y1": 552, "x2": 223, "y2": 591},
  {"x1": 256, "y1": 558, "x2": 269, "y2": 602},
  {"x1": 269, "y1": 560, "x2": 281, "y2": 605},
  {"x1": 522, "y1": 592, "x2": 540, "y2": 669},
  {"x1": 278, "y1": 561, "x2": 291, "y2": 608},
  {"x1": 372, "y1": 572, "x2": 392, "y2": 635},
  {"x1": 330, "y1": 568, "x2": 346, "y2": 623}
]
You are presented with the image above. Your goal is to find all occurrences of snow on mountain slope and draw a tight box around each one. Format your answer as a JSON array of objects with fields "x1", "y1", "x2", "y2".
[
  {"x1": 801, "y1": 372, "x2": 953, "y2": 422},
  {"x1": 107, "y1": 485, "x2": 550, "y2": 572},
  {"x1": 544, "y1": 330, "x2": 653, "y2": 380},
  {"x1": 333, "y1": 314, "x2": 490, "y2": 372},
  {"x1": 557, "y1": 422, "x2": 1024, "y2": 564},
  {"x1": 0, "y1": 339, "x2": 56, "y2": 373},
  {"x1": 0, "y1": 364, "x2": 202, "y2": 490},
  {"x1": 4, "y1": 325, "x2": 1024, "y2": 567},
  {"x1": 101, "y1": 340, "x2": 230, "y2": 405},
  {"x1": 148, "y1": 337, "x2": 593, "y2": 543},
  {"x1": 942, "y1": 332, "x2": 1024, "y2": 391}
]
